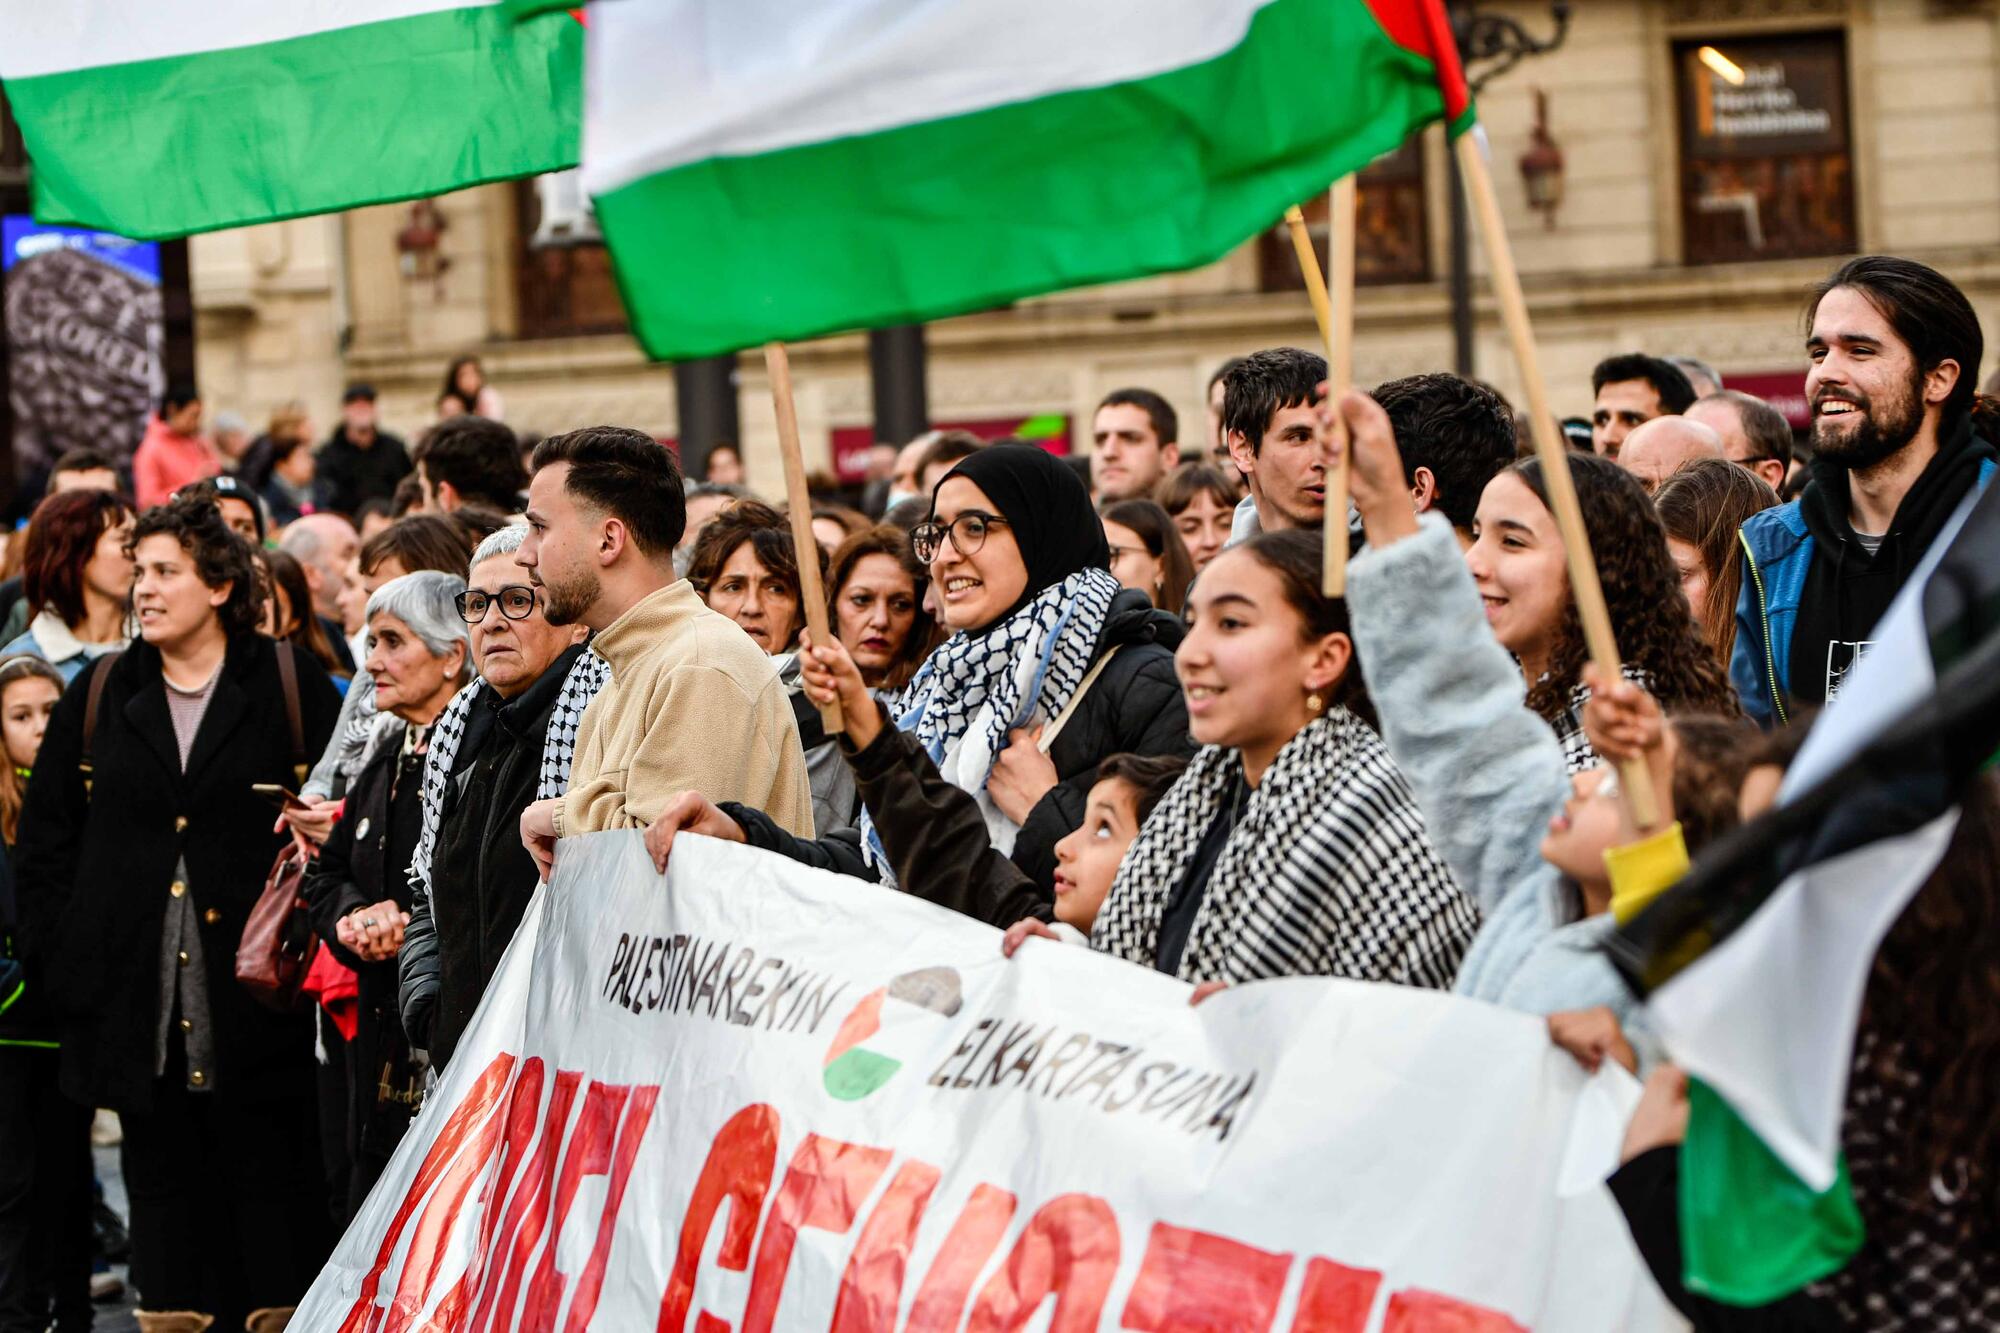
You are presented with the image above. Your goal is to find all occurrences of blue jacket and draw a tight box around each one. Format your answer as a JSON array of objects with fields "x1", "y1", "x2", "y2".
[{"x1": 1731, "y1": 457, "x2": 1997, "y2": 727}]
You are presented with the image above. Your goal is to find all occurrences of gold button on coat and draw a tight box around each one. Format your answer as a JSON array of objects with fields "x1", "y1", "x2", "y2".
[
  {"x1": 170, "y1": 882, "x2": 186, "y2": 898},
  {"x1": 174, "y1": 816, "x2": 188, "y2": 833},
  {"x1": 177, "y1": 951, "x2": 188, "y2": 966},
  {"x1": 189, "y1": 1071, "x2": 205, "y2": 1087},
  {"x1": 180, "y1": 1018, "x2": 191, "y2": 1032},
  {"x1": 202, "y1": 908, "x2": 221, "y2": 925}
]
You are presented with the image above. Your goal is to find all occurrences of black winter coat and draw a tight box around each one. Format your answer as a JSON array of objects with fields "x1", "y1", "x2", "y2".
[
  {"x1": 303, "y1": 727, "x2": 425, "y2": 1160},
  {"x1": 726, "y1": 589, "x2": 1190, "y2": 906},
  {"x1": 399, "y1": 644, "x2": 583, "y2": 1069},
  {"x1": 14, "y1": 635, "x2": 341, "y2": 1112}
]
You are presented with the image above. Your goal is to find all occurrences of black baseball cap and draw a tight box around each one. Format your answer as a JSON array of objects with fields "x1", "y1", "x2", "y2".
[
  {"x1": 177, "y1": 474, "x2": 268, "y2": 542},
  {"x1": 343, "y1": 383, "x2": 378, "y2": 404}
]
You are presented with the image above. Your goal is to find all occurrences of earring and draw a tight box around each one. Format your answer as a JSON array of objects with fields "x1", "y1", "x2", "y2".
[{"x1": 1305, "y1": 692, "x2": 1323, "y2": 714}]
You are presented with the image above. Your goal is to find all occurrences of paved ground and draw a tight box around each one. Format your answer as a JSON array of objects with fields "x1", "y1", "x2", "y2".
[{"x1": 91, "y1": 1143, "x2": 137, "y2": 1333}]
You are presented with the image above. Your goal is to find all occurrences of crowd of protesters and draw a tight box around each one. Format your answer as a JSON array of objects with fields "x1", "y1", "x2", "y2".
[{"x1": 0, "y1": 253, "x2": 1996, "y2": 1333}]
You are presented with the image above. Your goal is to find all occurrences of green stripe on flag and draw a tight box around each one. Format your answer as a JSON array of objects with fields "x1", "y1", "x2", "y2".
[
  {"x1": 595, "y1": 0, "x2": 1453, "y2": 359},
  {"x1": 1680, "y1": 1078, "x2": 1865, "y2": 1304},
  {"x1": 8, "y1": 8, "x2": 582, "y2": 239}
]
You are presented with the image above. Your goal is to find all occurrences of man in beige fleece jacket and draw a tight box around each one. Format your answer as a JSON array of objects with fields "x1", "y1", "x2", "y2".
[{"x1": 516, "y1": 427, "x2": 813, "y2": 878}]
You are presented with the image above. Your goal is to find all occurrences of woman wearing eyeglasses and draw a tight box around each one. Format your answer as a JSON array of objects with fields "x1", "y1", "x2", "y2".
[
  {"x1": 301, "y1": 572, "x2": 469, "y2": 1215},
  {"x1": 650, "y1": 444, "x2": 1192, "y2": 917},
  {"x1": 398, "y1": 526, "x2": 591, "y2": 1073}
]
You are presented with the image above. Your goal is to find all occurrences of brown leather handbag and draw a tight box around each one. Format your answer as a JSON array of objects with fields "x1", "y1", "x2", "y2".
[{"x1": 234, "y1": 642, "x2": 316, "y2": 1011}]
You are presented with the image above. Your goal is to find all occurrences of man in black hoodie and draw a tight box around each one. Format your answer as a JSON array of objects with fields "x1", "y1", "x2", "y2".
[{"x1": 1732, "y1": 256, "x2": 1999, "y2": 726}]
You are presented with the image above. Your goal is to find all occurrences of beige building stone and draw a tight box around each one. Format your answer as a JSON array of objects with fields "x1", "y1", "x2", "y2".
[{"x1": 191, "y1": 0, "x2": 2000, "y2": 486}]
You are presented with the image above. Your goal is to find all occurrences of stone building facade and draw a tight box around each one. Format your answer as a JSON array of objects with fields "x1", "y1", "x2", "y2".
[{"x1": 188, "y1": 0, "x2": 2000, "y2": 484}]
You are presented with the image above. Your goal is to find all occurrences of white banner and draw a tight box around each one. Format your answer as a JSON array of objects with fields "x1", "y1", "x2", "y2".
[{"x1": 297, "y1": 832, "x2": 1681, "y2": 1332}]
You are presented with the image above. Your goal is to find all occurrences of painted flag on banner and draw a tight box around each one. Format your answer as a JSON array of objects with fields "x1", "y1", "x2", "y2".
[
  {"x1": 579, "y1": 0, "x2": 1473, "y2": 359},
  {"x1": 0, "y1": 2, "x2": 584, "y2": 240},
  {"x1": 1609, "y1": 473, "x2": 2000, "y2": 1304}
]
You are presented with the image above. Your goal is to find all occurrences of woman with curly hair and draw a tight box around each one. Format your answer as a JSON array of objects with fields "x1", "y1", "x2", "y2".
[
  {"x1": 1334, "y1": 388, "x2": 1759, "y2": 1027},
  {"x1": 686, "y1": 500, "x2": 821, "y2": 655},
  {"x1": 1466, "y1": 451, "x2": 1737, "y2": 771},
  {"x1": 14, "y1": 495, "x2": 342, "y2": 1331},
  {"x1": 1653, "y1": 458, "x2": 1779, "y2": 672}
]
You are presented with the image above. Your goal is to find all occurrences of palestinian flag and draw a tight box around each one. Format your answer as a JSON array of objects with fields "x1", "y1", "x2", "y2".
[
  {"x1": 1609, "y1": 476, "x2": 2000, "y2": 1304},
  {"x1": 0, "y1": 2, "x2": 583, "y2": 240},
  {"x1": 579, "y1": 0, "x2": 1473, "y2": 360}
]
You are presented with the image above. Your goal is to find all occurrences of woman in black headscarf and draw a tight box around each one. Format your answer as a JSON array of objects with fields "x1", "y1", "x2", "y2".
[{"x1": 654, "y1": 445, "x2": 1191, "y2": 920}]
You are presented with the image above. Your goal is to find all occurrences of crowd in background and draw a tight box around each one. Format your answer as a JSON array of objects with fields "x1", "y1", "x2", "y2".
[{"x1": 1, "y1": 254, "x2": 1996, "y2": 1333}]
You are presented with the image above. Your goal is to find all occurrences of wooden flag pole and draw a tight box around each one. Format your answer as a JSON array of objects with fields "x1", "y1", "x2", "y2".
[
  {"x1": 1454, "y1": 132, "x2": 1657, "y2": 827},
  {"x1": 1284, "y1": 178, "x2": 1357, "y2": 595},
  {"x1": 763, "y1": 341, "x2": 843, "y2": 734}
]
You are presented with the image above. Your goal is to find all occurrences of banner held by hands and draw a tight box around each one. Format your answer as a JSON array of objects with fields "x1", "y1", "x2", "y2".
[
  {"x1": 1284, "y1": 180, "x2": 1357, "y2": 596},
  {"x1": 1454, "y1": 132, "x2": 1658, "y2": 828},
  {"x1": 763, "y1": 342, "x2": 843, "y2": 734}
]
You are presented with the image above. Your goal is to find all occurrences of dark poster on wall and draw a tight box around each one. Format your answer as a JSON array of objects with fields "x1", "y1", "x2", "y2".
[{"x1": 2, "y1": 217, "x2": 163, "y2": 486}]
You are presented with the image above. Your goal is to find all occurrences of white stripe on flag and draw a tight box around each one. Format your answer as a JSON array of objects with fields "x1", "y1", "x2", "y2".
[
  {"x1": 583, "y1": 0, "x2": 1282, "y2": 196},
  {"x1": 0, "y1": 0, "x2": 489, "y2": 80},
  {"x1": 1654, "y1": 813, "x2": 1957, "y2": 1192}
]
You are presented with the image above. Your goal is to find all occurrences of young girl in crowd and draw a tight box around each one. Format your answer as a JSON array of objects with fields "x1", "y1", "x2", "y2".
[
  {"x1": 1466, "y1": 451, "x2": 1737, "y2": 771},
  {"x1": 1337, "y1": 390, "x2": 1758, "y2": 1030},
  {"x1": 0, "y1": 489, "x2": 135, "y2": 682},
  {"x1": 1064, "y1": 529, "x2": 1474, "y2": 985},
  {"x1": 1654, "y1": 457, "x2": 1779, "y2": 670},
  {"x1": 0, "y1": 654, "x2": 87, "y2": 1333},
  {"x1": 647, "y1": 444, "x2": 1190, "y2": 904},
  {"x1": 1156, "y1": 462, "x2": 1239, "y2": 573},
  {"x1": 1101, "y1": 498, "x2": 1195, "y2": 612},
  {"x1": 827, "y1": 526, "x2": 939, "y2": 693}
]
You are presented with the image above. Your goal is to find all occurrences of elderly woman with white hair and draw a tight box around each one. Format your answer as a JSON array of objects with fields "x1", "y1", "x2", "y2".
[{"x1": 302, "y1": 569, "x2": 469, "y2": 1216}]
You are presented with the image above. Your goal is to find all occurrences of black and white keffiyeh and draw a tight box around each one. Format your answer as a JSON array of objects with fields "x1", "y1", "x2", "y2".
[
  {"x1": 405, "y1": 648, "x2": 610, "y2": 899},
  {"x1": 857, "y1": 566, "x2": 1120, "y2": 878},
  {"x1": 1091, "y1": 708, "x2": 1476, "y2": 987},
  {"x1": 1548, "y1": 665, "x2": 1652, "y2": 775}
]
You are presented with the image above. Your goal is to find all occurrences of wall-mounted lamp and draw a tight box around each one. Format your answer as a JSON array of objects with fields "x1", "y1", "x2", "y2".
[
  {"x1": 396, "y1": 197, "x2": 451, "y2": 294},
  {"x1": 1518, "y1": 88, "x2": 1565, "y2": 229}
]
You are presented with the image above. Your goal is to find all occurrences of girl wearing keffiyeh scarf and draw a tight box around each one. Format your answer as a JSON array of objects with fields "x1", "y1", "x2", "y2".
[
  {"x1": 670, "y1": 444, "x2": 1191, "y2": 909},
  {"x1": 1083, "y1": 530, "x2": 1476, "y2": 987}
]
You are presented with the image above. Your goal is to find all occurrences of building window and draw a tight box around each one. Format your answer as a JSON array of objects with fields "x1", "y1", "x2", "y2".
[
  {"x1": 1675, "y1": 31, "x2": 1855, "y2": 266},
  {"x1": 1259, "y1": 140, "x2": 1432, "y2": 293},
  {"x1": 513, "y1": 176, "x2": 629, "y2": 338}
]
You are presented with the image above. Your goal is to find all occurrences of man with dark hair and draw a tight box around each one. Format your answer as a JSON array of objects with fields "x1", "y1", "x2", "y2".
[
  {"x1": 1206, "y1": 356, "x2": 1246, "y2": 465},
  {"x1": 1590, "y1": 353, "x2": 1697, "y2": 459},
  {"x1": 411, "y1": 415, "x2": 526, "y2": 514},
  {"x1": 1223, "y1": 347, "x2": 1328, "y2": 540},
  {"x1": 1665, "y1": 354, "x2": 1722, "y2": 399},
  {"x1": 1686, "y1": 389, "x2": 1793, "y2": 492},
  {"x1": 1371, "y1": 373, "x2": 1518, "y2": 544},
  {"x1": 48, "y1": 448, "x2": 121, "y2": 495},
  {"x1": 916, "y1": 431, "x2": 982, "y2": 496},
  {"x1": 317, "y1": 384, "x2": 411, "y2": 518},
  {"x1": 515, "y1": 427, "x2": 812, "y2": 871},
  {"x1": 1734, "y1": 255, "x2": 1998, "y2": 725},
  {"x1": 1090, "y1": 388, "x2": 1179, "y2": 503}
]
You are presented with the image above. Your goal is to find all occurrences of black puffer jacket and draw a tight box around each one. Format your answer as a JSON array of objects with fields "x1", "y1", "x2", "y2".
[{"x1": 726, "y1": 589, "x2": 1190, "y2": 906}]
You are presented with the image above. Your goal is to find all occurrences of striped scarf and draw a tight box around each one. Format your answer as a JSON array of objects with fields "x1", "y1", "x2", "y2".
[
  {"x1": 858, "y1": 567, "x2": 1119, "y2": 880},
  {"x1": 1091, "y1": 709, "x2": 1476, "y2": 987},
  {"x1": 405, "y1": 649, "x2": 610, "y2": 902}
]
